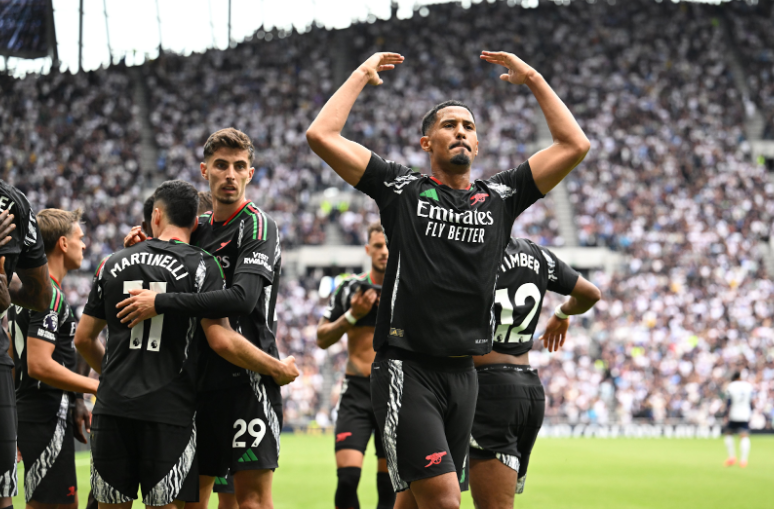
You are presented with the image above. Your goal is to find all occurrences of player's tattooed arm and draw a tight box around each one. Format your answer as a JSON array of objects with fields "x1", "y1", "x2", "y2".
[
  {"x1": 0, "y1": 209, "x2": 16, "y2": 248},
  {"x1": 480, "y1": 51, "x2": 590, "y2": 194},
  {"x1": 540, "y1": 275, "x2": 601, "y2": 352},
  {"x1": 306, "y1": 52, "x2": 404, "y2": 187},
  {"x1": 201, "y1": 318, "x2": 300, "y2": 385},
  {"x1": 11, "y1": 264, "x2": 52, "y2": 312},
  {"x1": 74, "y1": 314, "x2": 107, "y2": 375},
  {"x1": 0, "y1": 257, "x2": 10, "y2": 312},
  {"x1": 316, "y1": 288, "x2": 377, "y2": 349}
]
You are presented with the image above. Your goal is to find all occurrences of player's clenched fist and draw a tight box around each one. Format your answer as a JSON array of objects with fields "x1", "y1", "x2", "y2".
[
  {"x1": 357, "y1": 52, "x2": 404, "y2": 86},
  {"x1": 480, "y1": 51, "x2": 537, "y2": 86},
  {"x1": 273, "y1": 355, "x2": 300, "y2": 386},
  {"x1": 350, "y1": 287, "x2": 378, "y2": 320}
]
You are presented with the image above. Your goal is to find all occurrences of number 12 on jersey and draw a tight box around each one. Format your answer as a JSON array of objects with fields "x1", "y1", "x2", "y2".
[
  {"x1": 494, "y1": 284, "x2": 541, "y2": 344},
  {"x1": 123, "y1": 280, "x2": 167, "y2": 352}
]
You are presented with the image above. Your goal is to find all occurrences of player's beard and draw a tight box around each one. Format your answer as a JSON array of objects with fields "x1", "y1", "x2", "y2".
[
  {"x1": 450, "y1": 153, "x2": 471, "y2": 166},
  {"x1": 215, "y1": 192, "x2": 241, "y2": 205}
]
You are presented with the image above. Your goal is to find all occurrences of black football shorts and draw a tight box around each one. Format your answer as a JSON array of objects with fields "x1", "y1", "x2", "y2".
[
  {"x1": 724, "y1": 420, "x2": 750, "y2": 434},
  {"x1": 90, "y1": 414, "x2": 198, "y2": 505},
  {"x1": 335, "y1": 375, "x2": 385, "y2": 458},
  {"x1": 469, "y1": 364, "x2": 545, "y2": 494},
  {"x1": 0, "y1": 366, "x2": 17, "y2": 498},
  {"x1": 197, "y1": 374, "x2": 283, "y2": 477},
  {"x1": 371, "y1": 351, "x2": 477, "y2": 493},
  {"x1": 18, "y1": 396, "x2": 76, "y2": 504}
]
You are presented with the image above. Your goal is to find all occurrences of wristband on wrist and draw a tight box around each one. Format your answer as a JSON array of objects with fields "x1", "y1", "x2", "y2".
[
  {"x1": 554, "y1": 304, "x2": 570, "y2": 320},
  {"x1": 344, "y1": 310, "x2": 358, "y2": 325}
]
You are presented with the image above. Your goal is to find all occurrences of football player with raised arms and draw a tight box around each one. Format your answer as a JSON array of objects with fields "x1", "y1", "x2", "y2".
[
  {"x1": 306, "y1": 50, "x2": 590, "y2": 509},
  {"x1": 316, "y1": 222, "x2": 393, "y2": 509},
  {"x1": 117, "y1": 129, "x2": 288, "y2": 509},
  {"x1": 0, "y1": 182, "x2": 53, "y2": 508},
  {"x1": 75, "y1": 180, "x2": 298, "y2": 509},
  {"x1": 469, "y1": 238, "x2": 600, "y2": 509}
]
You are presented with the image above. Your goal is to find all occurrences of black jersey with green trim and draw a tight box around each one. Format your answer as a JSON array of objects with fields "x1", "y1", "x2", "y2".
[
  {"x1": 82, "y1": 238, "x2": 225, "y2": 426},
  {"x1": 493, "y1": 238, "x2": 579, "y2": 356},
  {"x1": 9, "y1": 278, "x2": 78, "y2": 422},
  {"x1": 0, "y1": 180, "x2": 48, "y2": 367},
  {"x1": 355, "y1": 152, "x2": 544, "y2": 357},
  {"x1": 193, "y1": 201, "x2": 282, "y2": 389},
  {"x1": 323, "y1": 273, "x2": 379, "y2": 327}
]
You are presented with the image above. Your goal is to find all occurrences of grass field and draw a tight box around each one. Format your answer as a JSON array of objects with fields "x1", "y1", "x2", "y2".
[{"x1": 12, "y1": 434, "x2": 774, "y2": 508}]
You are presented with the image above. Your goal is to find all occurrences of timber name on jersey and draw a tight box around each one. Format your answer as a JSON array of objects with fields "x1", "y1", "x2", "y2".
[
  {"x1": 355, "y1": 152, "x2": 544, "y2": 357},
  {"x1": 9, "y1": 278, "x2": 78, "y2": 422},
  {"x1": 82, "y1": 238, "x2": 224, "y2": 426},
  {"x1": 323, "y1": 273, "x2": 378, "y2": 327},
  {"x1": 194, "y1": 201, "x2": 282, "y2": 388},
  {"x1": 493, "y1": 238, "x2": 579, "y2": 356},
  {"x1": 0, "y1": 181, "x2": 47, "y2": 368}
]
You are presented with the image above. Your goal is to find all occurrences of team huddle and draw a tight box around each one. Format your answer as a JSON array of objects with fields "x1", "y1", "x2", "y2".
[{"x1": 0, "y1": 48, "x2": 753, "y2": 509}]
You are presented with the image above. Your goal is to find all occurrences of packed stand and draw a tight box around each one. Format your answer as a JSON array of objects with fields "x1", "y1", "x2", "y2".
[
  {"x1": 727, "y1": 2, "x2": 774, "y2": 139},
  {"x1": 0, "y1": 64, "x2": 143, "y2": 272}
]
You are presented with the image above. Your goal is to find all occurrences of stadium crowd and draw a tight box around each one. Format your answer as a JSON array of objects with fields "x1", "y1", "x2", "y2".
[
  {"x1": 0, "y1": 65, "x2": 143, "y2": 272},
  {"x1": 2, "y1": 0, "x2": 774, "y2": 430}
]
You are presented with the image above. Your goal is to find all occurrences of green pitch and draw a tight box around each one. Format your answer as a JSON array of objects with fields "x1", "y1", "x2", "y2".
[{"x1": 13, "y1": 434, "x2": 774, "y2": 508}]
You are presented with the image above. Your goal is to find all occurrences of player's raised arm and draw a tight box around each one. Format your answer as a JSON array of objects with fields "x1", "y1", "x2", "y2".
[
  {"x1": 306, "y1": 52, "x2": 404, "y2": 187},
  {"x1": 201, "y1": 318, "x2": 299, "y2": 386},
  {"x1": 481, "y1": 51, "x2": 590, "y2": 194}
]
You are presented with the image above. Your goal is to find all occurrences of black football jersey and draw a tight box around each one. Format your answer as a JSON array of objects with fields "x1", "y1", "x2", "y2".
[
  {"x1": 355, "y1": 152, "x2": 544, "y2": 357},
  {"x1": 323, "y1": 273, "x2": 379, "y2": 327},
  {"x1": 9, "y1": 278, "x2": 78, "y2": 422},
  {"x1": 0, "y1": 180, "x2": 48, "y2": 368},
  {"x1": 493, "y1": 238, "x2": 579, "y2": 356},
  {"x1": 194, "y1": 201, "x2": 282, "y2": 389},
  {"x1": 82, "y1": 238, "x2": 224, "y2": 426}
]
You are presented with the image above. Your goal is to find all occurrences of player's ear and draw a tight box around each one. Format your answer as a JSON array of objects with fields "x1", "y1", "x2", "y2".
[
  {"x1": 420, "y1": 135, "x2": 431, "y2": 153},
  {"x1": 57, "y1": 235, "x2": 67, "y2": 254},
  {"x1": 248, "y1": 166, "x2": 255, "y2": 182},
  {"x1": 200, "y1": 161, "x2": 208, "y2": 180}
]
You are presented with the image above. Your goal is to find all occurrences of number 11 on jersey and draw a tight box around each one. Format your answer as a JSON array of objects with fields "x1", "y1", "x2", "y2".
[{"x1": 123, "y1": 280, "x2": 167, "y2": 351}]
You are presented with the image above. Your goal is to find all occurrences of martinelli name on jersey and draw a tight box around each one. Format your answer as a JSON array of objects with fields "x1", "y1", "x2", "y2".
[
  {"x1": 355, "y1": 152, "x2": 544, "y2": 357},
  {"x1": 108, "y1": 251, "x2": 191, "y2": 280}
]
